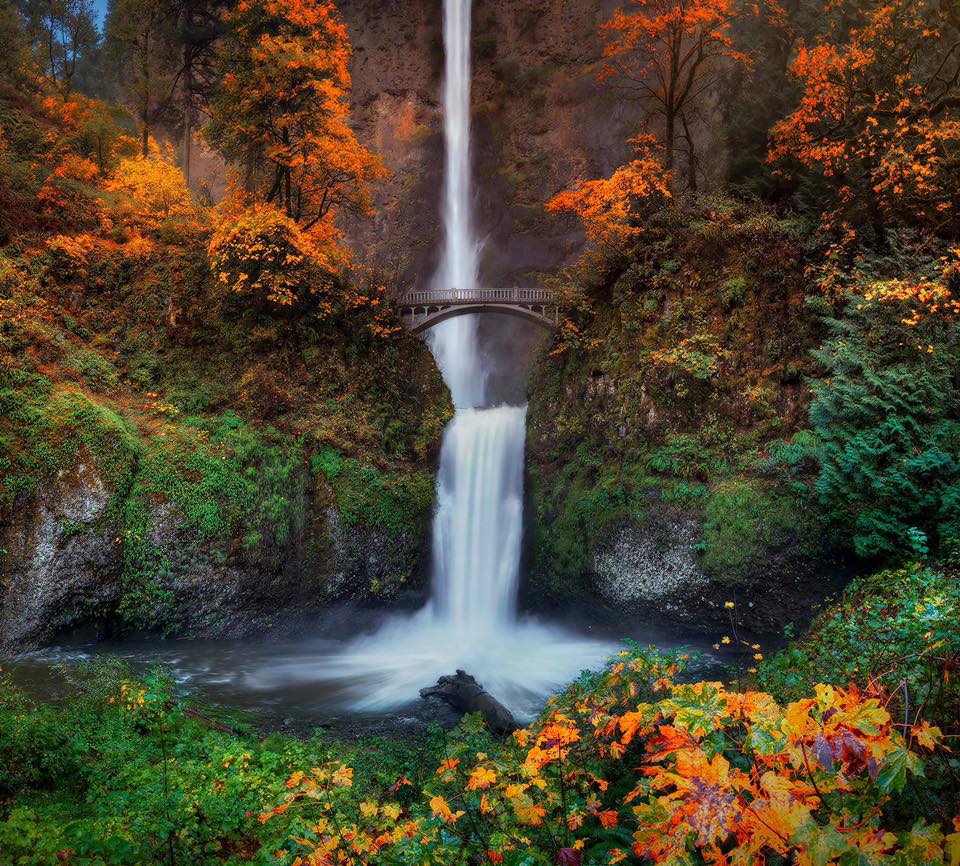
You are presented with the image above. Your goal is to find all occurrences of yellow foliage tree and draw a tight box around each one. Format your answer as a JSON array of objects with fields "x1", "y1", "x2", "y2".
[
  {"x1": 208, "y1": 201, "x2": 344, "y2": 309},
  {"x1": 104, "y1": 139, "x2": 195, "y2": 224}
]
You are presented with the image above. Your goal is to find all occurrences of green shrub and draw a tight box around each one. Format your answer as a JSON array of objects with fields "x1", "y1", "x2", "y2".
[
  {"x1": 700, "y1": 479, "x2": 811, "y2": 582},
  {"x1": 809, "y1": 293, "x2": 960, "y2": 559},
  {"x1": 760, "y1": 564, "x2": 960, "y2": 818},
  {"x1": 310, "y1": 446, "x2": 344, "y2": 480},
  {"x1": 719, "y1": 275, "x2": 748, "y2": 308}
]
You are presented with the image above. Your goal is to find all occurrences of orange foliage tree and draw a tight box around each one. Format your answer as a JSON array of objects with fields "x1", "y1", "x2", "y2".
[
  {"x1": 546, "y1": 136, "x2": 672, "y2": 249},
  {"x1": 204, "y1": 0, "x2": 385, "y2": 234},
  {"x1": 595, "y1": 0, "x2": 752, "y2": 189},
  {"x1": 32, "y1": 92, "x2": 130, "y2": 225},
  {"x1": 769, "y1": 0, "x2": 960, "y2": 235}
]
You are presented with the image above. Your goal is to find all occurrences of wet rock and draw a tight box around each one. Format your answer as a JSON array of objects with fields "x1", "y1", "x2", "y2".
[
  {"x1": 421, "y1": 670, "x2": 519, "y2": 735},
  {"x1": 1, "y1": 460, "x2": 122, "y2": 650},
  {"x1": 1, "y1": 460, "x2": 430, "y2": 652},
  {"x1": 593, "y1": 516, "x2": 708, "y2": 604}
]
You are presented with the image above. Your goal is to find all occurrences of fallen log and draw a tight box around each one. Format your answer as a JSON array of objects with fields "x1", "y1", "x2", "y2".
[{"x1": 420, "y1": 670, "x2": 519, "y2": 736}]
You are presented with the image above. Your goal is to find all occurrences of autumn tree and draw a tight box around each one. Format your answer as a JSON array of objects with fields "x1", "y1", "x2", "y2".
[
  {"x1": 546, "y1": 135, "x2": 672, "y2": 249},
  {"x1": 0, "y1": 4, "x2": 32, "y2": 85},
  {"x1": 207, "y1": 202, "x2": 343, "y2": 309},
  {"x1": 769, "y1": 0, "x2": 960, "y2": 235},
  {"x1": 204, "y1": 0, "x2": 384, "y2": 232},
  {"x1": 103, "y1": 0, "x2": 181, "y2": 155},
  {"x1": 595, "y1": 0, "x2": 752, "y2": 190},
  {"x1": 105, "y1": 138, "x2": 195, "y2": 224}
]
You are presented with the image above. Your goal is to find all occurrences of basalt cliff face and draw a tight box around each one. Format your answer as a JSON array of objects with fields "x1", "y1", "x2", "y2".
[
  {"x1": 339, "y1": 0, "x2": 636, "y2": 286},
  {"x1": 340, "y1": 2, "x2": 841, "y2": 634}
]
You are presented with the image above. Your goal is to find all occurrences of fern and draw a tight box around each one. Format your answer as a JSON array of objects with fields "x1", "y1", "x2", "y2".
[{"x1": 810, "y1": 291, "x2": 960, "y2": 558}]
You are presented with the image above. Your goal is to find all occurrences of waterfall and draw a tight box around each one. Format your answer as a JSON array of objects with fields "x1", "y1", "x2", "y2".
[
  {"x1": 426, "y1": 0, "x2": 526, "y2": 637},
  {"x1": 428, "y1": 0, "x2": 484, "y2": 410},
  {"x1": 430, "y1": 406, "x2": 526, "y2": 631},
  {"x1": 268, "y1": 0, "x2": 608, "y2": 718}
]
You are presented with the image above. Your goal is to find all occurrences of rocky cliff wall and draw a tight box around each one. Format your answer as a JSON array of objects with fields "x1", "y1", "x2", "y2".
[
  {"x1": 339, "y1": 0, "x2": 638, "y2": 287},
  {"x1": 1, "y1": 450, "x2": 431, "y2": 651},
  {"x1": 523, "y1": 205, "x2": 848, "y2": 633}
]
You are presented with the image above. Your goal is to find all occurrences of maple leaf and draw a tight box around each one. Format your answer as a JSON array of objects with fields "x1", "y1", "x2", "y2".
[
  {"x1": 911, "y1": 721, "x2": 944, "y2": 751},
  {"x1": 435, "y1": 758, "x2": 460, "y2": 776},
  {"x1": 429, "y1": 795, "x2": 464, "y2": 824},
  {"x1": 467, "y1": 767, "x2": 497, "y2": 791},
  {"x1": 597, "y1": 810, "x2": 619, "y2": 829}
]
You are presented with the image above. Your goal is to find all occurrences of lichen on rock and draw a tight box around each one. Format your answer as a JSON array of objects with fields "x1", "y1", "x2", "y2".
[{"x1": 593, "y1": 518, "x2": 708, "y2": 604}]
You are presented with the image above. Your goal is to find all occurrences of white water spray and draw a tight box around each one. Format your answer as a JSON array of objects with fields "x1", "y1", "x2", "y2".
[{"x1": 250, "y1": 0, "x2": 608, "y2": 718}]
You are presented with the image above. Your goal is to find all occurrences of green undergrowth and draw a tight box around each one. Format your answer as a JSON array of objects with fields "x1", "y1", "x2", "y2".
[
  {"x1": 759, "y1": 563, "x2": 960, "y2": 818},
  {"x1": 527, "y1": 203, "x2": 825, "y2": 597},
  {"x1": 0, "y1": 663, "x2": 437, "y2": 866},
  {"x1": 0, "y1": 230, "x2": 448, "y2": 631},
  {"x1": 0, "y1": 371, "x2": 141, "y2": 517},
  {"x1": 0, "y1": 588, "x2": 956, "y2": 864},
  {"x1": 312, "y1": 450, "x2": 435, "y2": 534}
]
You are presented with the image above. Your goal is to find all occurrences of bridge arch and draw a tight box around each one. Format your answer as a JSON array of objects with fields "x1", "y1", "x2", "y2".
[
  {"x1": 407, "y1": 303, "x2": 557, "y2": 335},
  {"x1": 398, "y1": 288, "x2": 563, "y2": 335}
]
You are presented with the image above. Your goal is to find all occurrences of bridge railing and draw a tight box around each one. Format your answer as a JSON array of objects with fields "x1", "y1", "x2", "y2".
[{"x1": 399, "y1": 287, "x2": 555, "y2": 305}]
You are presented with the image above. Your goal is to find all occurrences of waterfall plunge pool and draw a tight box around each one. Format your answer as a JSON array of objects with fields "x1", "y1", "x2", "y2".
[{"x1": 3, "y1": 613, "x2": 727, "y2": 737}]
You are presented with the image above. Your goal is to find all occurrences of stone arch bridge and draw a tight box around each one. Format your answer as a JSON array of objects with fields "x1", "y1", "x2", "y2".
[{"x1": 398, "y1": 288, "x2": 562, "y2": 335}]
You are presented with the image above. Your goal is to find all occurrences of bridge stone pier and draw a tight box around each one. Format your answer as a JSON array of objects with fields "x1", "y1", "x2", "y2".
[{"x1": 398, "y1": 288, "x2": 562, "y2": 335}]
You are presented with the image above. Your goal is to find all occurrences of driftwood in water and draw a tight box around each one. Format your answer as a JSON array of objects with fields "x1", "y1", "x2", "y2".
[{"x1": 420, "y1": 670, "x2": 519, "y2": 735}]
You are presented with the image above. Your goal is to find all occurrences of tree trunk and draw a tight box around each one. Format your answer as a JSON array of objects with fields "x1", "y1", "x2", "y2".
[
  {"x1": 664, "y1": 104, "x2": 676, "y2": 179},
  {"x1": 183, "y1": 49, "x2": 193, "y2": 187},
  {"x1": 681, "y1": 112, "x2": 697, "y2": 192}
]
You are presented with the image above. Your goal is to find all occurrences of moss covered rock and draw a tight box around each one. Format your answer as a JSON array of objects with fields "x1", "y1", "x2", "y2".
[{"x1": 525, "y1": 203, "x2": 840, "y2": 632}]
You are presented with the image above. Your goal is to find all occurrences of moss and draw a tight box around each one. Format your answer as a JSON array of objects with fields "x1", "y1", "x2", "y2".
[
  {"x1": 0, "y1": 371, "x2": 141, "y2": 516},
  {"x1": 699, "y1": 480, "x2": 813, "y2": 583},
  {"x1": 332, "y1": 459, "x2": 435, "y2": 535}
]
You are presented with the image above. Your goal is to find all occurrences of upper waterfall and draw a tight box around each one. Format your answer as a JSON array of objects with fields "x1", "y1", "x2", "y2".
[{"x1": 427, "y1": 0, "x2": 484, "y2": 410}]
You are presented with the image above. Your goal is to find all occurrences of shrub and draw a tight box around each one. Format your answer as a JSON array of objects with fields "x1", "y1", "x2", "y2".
[
  {"x1": 36, "y1": 152, "x2": 100, "y2": 225},
  {"x1": 760, "y1": 565, "x2": 960, "y2": 820},
  {"x1": 208, "y1": 202, "x2": 343, "y2": 309},
  {"x1": 719, "y1": 275, "x2": 748, "y2": 308},
  {"x1": 267, "y1": 645, "x2": 957, "y2": 866},
  {"x1": 810, "y1": 285, "x2": 960, "y2": 559},
  {"x1": 104, "y1": 139, "x2": 196, "y2": 227},
  {"x1": 45, "y1": 232, "x2": 96, "y2": 278}
]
